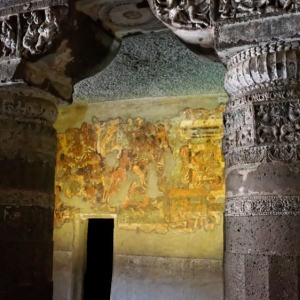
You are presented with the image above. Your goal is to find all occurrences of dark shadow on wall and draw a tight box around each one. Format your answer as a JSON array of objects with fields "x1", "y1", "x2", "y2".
[{"x1": 83, "y1": 219, "x2": 114, "y2": 300}]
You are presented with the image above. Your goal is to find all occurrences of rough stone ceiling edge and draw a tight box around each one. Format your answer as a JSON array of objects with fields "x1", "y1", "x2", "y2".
[{"x1": 73, "y1": 31, "x2": 226, "y2": 103}]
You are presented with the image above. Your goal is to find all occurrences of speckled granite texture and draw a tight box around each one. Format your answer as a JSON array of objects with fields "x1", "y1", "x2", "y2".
[{"x1": 74, "y1": 31, "x2": 226, "y2": 103}]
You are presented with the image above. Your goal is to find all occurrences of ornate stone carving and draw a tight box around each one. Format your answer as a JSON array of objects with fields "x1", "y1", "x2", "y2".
[
  {"x1": 224, "y1": 47, "x2": 300, "y2": 97},
  {"x1": 22, "y1": 7, "x2": 62, "y2": 55},
  {"x1": 148, "y1": 0, "x2": 216, "y2": 54},
  {"x1": 151, "y1": 0, "x2": 211, "y2": 28},
  {"x1": 225, "y1": 144, "x2": 298, "y2": 167},
  {"x1": 23, "y1": 10, "x2": 43, "y2": 54},
  {"x1": 225, "y1": 146, "x2": 267, "y2": 167},
  {"x1": 0, "y1": 16, "x2": 17, "y2": 56},
  {"x1": 267, "y1": 144, "x2": 295, "y2": 161},
  {"x1": 0, "y1": 1, "x2": 122, "y2": 103},
  {"x1": 228, "y1": 89, "x2": 300, "y2": 107},
  {"x1": 34, "y1": 7, "x2": 61, "y2": 53},
  {"x1": 0, "y1": 6, "x2": 66, "y2": 58},
  {"x1": 223, "y1": 106, "x2": 253, "y2": 135},
  {"x1": 222, "y1": 105, "x2": 255, "y2": 152},
  {"x1": 227, "y1": 41, "x2": 300, "y2": 69},
  {"x1": 255, "y1": 101, "x2": 300, "y2": 145},
  {"x1": 226, "y1": 196, "x2": 300, "y2": 216},
  {"x1": 223, "y1": 101, "x2": 300, "y2": 153},
  {"x1": 222, "y1": 42, "x2": 300, "y2": 157},
  {"x1": 219, "y1": 0, "x2": 299, "y2": 20}
]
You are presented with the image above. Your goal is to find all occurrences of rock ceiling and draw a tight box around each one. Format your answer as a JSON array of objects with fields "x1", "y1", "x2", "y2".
[
  {"x1": 74, "y1": 31, "x2": 226, "y2": 103},
  {"x1": 76, "y1": 0, "x2": 167, "y2": 37},
  {"x1": 74, "y1": 0, "x2": 226, "y2": 102}
]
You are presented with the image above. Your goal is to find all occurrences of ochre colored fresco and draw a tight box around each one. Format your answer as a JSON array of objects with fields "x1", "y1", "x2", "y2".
[{"x1": 55, "y1": 106, "x2": 225, "y2": 233}]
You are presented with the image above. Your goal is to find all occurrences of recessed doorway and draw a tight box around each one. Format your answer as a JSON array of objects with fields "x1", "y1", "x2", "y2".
[{"x1": 83, "y1": 218, "x2": 114, "y2": 300}]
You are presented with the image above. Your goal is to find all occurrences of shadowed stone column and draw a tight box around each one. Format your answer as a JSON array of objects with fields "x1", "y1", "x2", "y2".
[
  {"x1": 0, "y1": 1, "x2": 120, "y2": 299},
  {"x1": 222, "y1": 42, "x2": 300, "y2": 299},
  {"x1": 0, "y1": 90, "x2": 57, "y2": 300}
]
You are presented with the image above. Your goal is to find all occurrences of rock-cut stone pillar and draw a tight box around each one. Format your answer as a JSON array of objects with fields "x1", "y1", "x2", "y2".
[
  {"x1": 147, "y1": 0, "x2": 300, "y2": 298},
  {"x1": 0, "y1": 1, "x2": 121, "y2": 298},
  {"x1": 222, "y1": 41, "x2": 300, "y2": 299},
  {"x1": 0, "y1": 91, "x2": 57, "y2": 300}
]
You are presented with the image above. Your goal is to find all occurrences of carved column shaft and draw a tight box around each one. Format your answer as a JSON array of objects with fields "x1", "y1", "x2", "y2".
[
  {"x1": 0, "y1": 1, "x2": 123, "y2": 299},
  {"x1": 147, "y1": 0, "x2": 300, "y2": 298},
  {"x1": 223, "y1": 42, "x2": 300, "y2": 299},
  {"x1": 0, "y1": 91, "x2": 57, "y2": 300}
]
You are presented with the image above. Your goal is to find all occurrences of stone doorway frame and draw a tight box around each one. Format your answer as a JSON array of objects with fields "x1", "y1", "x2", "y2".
[{"x1": 71, "y1": 213, "x2": 117, "y2": 300}]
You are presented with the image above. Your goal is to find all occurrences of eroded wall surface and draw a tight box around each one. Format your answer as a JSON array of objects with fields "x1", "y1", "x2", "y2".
[{"x1": 53, "y1": 95, "x2": 226, "y2": 300}]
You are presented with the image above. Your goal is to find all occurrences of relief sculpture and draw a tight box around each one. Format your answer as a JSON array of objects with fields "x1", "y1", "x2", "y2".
[
  {"x1": 256, "y1": 104, "x2": 281, "y2": 143},
  {"x1": 35, "y1": 8, "x2": 60, "y2": 53},
  {"x1": 22, "y1": 7, "x2": 61, "y2": 55},
  {"x1": 220, "y1": 0, "x2": 268, "y2": 18},
  {"x1": 153, "y1": 0, "x2": 211, "y2": 28},
  {"x1": 255, "y1": 101, "x2": 300, "y2": 145},
  {"x1": 23, "y1": 11, "x2": 43, "y2": 54},
  {"x1": 0, "y1": 6, "x2": 66, "y2": 58},
  {"x1": 55, "y1": 107, "x2": 225, "y2": 233},
  {"x1": 219, "y1": 0, "x2": 298, "y2": 19},
  {"x1": 0, "y1": 16, "x2": 17, "y2": 56},
  {"x1": 222, "y1": 105, "x2": 254, "y2": 152},
  {"x1": 224, "y1": 99, "x2": 300, "y2": 166},
  {"x1": 280, "y1": 101, "x2": 300, "y2": 142}
]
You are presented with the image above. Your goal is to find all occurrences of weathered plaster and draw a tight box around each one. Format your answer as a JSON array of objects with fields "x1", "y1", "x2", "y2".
[
  {"x1": 54, "y1": 101, "x2": 225, "y2": 237},
  {"x1": 55, "y1": 94, "x2": 228, "y2": 132}
]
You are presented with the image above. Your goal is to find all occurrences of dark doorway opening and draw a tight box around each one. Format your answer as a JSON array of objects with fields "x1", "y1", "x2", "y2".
[{"x1": 83, "y1": 218, "x2": 114, "y2": 300}]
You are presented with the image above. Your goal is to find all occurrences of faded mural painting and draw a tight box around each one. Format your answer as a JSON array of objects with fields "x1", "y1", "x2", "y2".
[{"x1": 54, "y1": 106, "x2": 225, "y2": 234}]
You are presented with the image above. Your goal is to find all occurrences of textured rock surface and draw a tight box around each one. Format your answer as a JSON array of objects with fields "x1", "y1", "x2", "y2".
[{"x1": 73, "y1": 31, "x2": 226, "y2": 103}]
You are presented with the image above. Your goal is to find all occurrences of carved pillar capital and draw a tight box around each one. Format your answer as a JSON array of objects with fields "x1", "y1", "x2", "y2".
[
  {"x1": 0, "y1": 0, "x2": 120, "y2": 103},
  {"x1": 148, "y1": 0, "x2": 300, "y2": 60},
  {"x1": 147, "y1": 0, "x2": 217, "y2": 59},
  {"x1": 224, "y1": 42, "x2": 300, "y2": 97}
]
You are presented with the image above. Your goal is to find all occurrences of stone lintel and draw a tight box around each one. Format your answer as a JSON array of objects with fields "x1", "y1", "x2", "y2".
[{"x1": 216, "y1": 12, "x2": 300, "y2": 62}]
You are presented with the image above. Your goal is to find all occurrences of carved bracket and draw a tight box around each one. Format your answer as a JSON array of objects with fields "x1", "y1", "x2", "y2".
[
  {"x1": 147, "y1": 0, "x2": 217, "y2": 59},
  {"x1": 0, "y1": 4, "x2": 68, "y2": 59},
  {"x1": 0, "y1": 0, "x2": 121, "y2": 104}
]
